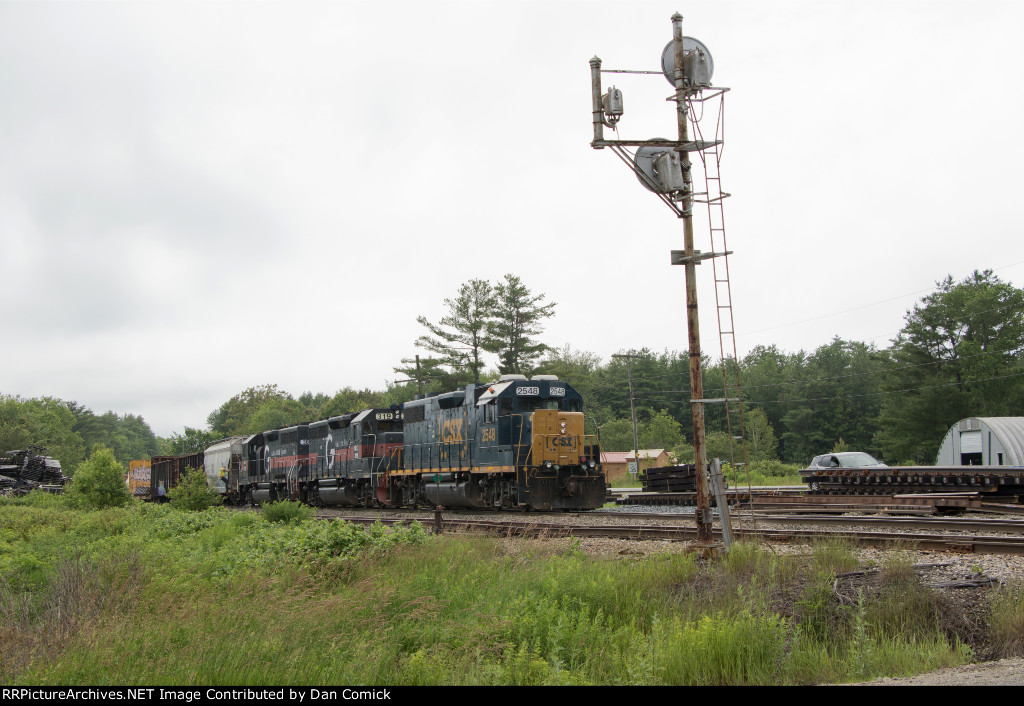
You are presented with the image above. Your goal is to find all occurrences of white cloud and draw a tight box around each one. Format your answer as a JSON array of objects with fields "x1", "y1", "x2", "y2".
[{"x1": 1, "y1": 0, "x2": 1021, "y2": 436}]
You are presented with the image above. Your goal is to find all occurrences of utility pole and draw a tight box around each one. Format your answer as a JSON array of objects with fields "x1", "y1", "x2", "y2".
[
  {"x1": 394, "y1": 354, "x2": 429, "y2": 396},
  {"x1": 589, "y1": 12, "x2": 730, "y2": 545},
  {"x1": 415, "y1": 354, "x2": 423, "y2": 397},
  {"x1": 670, "y1": 13, "x2": 712, "y2": 543},
  {"x1": 612, "y1": 353, "x2": 642, "y2": 478}
]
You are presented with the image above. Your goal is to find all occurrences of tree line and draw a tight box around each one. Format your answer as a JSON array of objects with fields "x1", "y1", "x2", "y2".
[
  {"x1": 0, "y1": 397, "x2": 161, "y2": 475},
  {"x1": 3, "y1": 269, "x2": 1021, "y2": 471},
  {"x1": 561, "y1": 269, "x2": 1023, "y2": 465}
]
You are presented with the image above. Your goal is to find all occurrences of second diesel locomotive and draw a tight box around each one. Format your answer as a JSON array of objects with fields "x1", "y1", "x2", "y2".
[{"x1": 203, "y1": 375, "x2": 605, "y2": 511}]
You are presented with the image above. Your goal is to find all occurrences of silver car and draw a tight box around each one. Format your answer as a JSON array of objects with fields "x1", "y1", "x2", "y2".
[{"x1": 808, "y1": 451, "x2": 887, "y2": 469}]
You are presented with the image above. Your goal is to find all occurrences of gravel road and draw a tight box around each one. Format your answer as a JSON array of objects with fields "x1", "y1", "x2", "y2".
[{"x1": 850, "y1": 658, "x2": 1024, "y2": 686}]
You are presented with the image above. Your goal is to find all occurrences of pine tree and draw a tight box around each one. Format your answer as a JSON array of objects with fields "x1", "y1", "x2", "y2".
[
  {"x1": 485, "y1": 274, "x2": 556, "y2": 375},
  {"x1": 410, "y1": 279, "x2": 495, "y2": 384}
]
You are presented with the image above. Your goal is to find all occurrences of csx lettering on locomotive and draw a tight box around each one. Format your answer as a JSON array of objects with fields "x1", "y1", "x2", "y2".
[
  {"x1": 546, "y1": 436, "x2": 579, "y2": 450},
  {"x1": 440, "y1": 419, "x2": 464, "y2": 443}
]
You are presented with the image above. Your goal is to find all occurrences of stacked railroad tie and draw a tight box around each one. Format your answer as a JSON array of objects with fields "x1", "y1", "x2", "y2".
[{"x1": 640, "y1": 464, "x2": 699, "y2": 493}]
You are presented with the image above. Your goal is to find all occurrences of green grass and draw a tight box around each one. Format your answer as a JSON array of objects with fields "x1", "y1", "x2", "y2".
[
  {"x1": 724, "y1": 460, "x2": 805, "y2": 487},
  {"x1": 988, "y1": 581, "x2": 1024, "y2": 658},
  {"x1": 0, "y1": 492, "x2": 986, "y2": 685}
]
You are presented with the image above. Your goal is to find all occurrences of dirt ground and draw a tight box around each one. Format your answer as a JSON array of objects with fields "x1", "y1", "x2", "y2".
[{"x1": 851, "y1": 657, "x2": 1024, "y2": 686}]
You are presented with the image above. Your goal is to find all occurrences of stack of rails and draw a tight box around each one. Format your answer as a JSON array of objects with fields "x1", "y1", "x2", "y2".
[
  {"x1": 800, "y1": 465, "x2": 1024, "y2": 499},
  {"x1": 0, "y1": 445, "x2": 68, "y2": 493}
]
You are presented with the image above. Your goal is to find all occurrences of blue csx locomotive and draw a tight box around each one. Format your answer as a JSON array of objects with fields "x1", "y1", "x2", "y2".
[{"x1": 194, "y1": 375, "x2": 606, "y2": 511}]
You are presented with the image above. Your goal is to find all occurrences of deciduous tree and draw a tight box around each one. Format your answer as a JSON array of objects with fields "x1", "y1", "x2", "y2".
[
  {"x1": 208, "y1": 384, "x2": 306, "y2": 436},
  {"x1": 744, "y1": 407, "x2": 778, "y2": 462},
  {"x1": 167, "y1": 427, "x2": 219, "y2": 455},
  {"x1": 875, "y1": 270, "x2": 1024, "y2": 463},
  {"x1": 67, "y1": 447, "x2": 132, "y2": 509}
]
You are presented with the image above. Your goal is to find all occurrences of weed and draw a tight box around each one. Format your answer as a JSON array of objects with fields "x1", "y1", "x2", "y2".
[
  {"x1": 796, "y1": 570, "x2": 850, "y2": 643},
  {"x1": 811, "y1": 536, "x2": 861, "y2": 575},
  {"x1": 0, "y1": 503, "x2": 978, "y2": 685},
  {"x1": 987, "y1": 581, "x2": 1024, "y2": 658},
  {"x1": 261, "y1": 500, "x2": 314, "y2": 524},
  {"x1": 168, "y1": 468, "x2": 223, "y2": 511}
]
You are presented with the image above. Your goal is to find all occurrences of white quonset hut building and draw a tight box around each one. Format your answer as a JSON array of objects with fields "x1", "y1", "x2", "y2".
[{"x1": 935, "y1": 417, "x2": 1024, "y2": 466}]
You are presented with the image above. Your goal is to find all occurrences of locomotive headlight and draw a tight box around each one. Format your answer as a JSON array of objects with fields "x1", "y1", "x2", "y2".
[
  {"x1": 544, "y1": 461, "x2": 553, "y2": 469},
  {"x1": 588, "y1": 461, "x2": 596, "y2": 469}
]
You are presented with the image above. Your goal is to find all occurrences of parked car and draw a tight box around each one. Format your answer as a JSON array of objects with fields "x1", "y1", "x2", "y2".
[{"x1": 807, "y1": 451, "x2": 887, "y2": 469}]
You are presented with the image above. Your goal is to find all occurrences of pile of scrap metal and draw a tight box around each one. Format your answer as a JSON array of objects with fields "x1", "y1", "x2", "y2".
[{"x1": 0, "y1": 445, "x2": 68, "y2": 494}]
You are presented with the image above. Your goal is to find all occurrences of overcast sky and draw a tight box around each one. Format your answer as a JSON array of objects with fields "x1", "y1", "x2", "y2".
[{"x1": 2, "y1": 0, "x2": 1022, "y2": 437}]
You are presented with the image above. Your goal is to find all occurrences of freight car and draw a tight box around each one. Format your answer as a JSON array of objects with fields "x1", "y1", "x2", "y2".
[
  {"x1": 149, "y1": 451, "x2": 204, "y2": 501},
  {"x1": 217, "y1": 375, "x2": 605, "y2": 511},
  {"x1": 800, "y1": 463, "x2": 1024, "y2": 499},
  {"x1": 203, "y1": 436, "x2": 246, "y2": 499}
]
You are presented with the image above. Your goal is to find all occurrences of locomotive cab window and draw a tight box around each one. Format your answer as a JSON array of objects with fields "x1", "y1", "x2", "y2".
[
  {"x1": 484, "y1": 403, "x2": 496, "y2": 424},
  {"x1": 374, "y1": 417, "x2": 400, "y2": 432},
  {"x1": 500, "y1": 399, "x2": 514, "y2": 416},
  {"x1": 518, "y1": 398, "x2": 560, "y2": 413},
  {"x1": 563, "y1": 399, "x2": 581, "y2": 412}
]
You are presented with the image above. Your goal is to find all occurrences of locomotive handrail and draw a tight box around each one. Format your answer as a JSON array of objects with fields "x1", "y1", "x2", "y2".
[
  {"x1": 366, "y1": 433, "x2": 377, "y2": 466},
  {"x1": 513, "y1": 413, "x2": 531, "y2": 469},
  {"x1": 377, "y1": 444, "x2": 403, "y2": 473}
]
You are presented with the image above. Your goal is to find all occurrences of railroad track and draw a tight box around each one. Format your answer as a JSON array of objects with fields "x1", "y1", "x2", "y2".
[
  {"x1": 316, "y1": 512, "x2": 1024, "y2": 556},
  {"x1": 612, "y1": 488, "x2": 1024, "y2": 515},
  {"x1": 588, "y1": 510, "x2": 1024, "y2": 533}
]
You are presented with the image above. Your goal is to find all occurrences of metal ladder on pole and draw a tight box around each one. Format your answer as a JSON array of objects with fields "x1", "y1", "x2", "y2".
[{"x1": 687, "y1": 91, "x2": 752, "y2": 500}]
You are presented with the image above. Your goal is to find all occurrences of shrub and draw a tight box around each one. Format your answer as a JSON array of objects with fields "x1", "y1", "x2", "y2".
[
  {"x1": 168, "y1": 468, "x2": 223, "y2": 511},
  {"x1": 65, "y1": 448, "x2": 132, "y2": 509},
  {"x1": 0, "y1": 489, "x2": 72, "y2": 510},
  {"x1": 261, "y1": 500, "x2": 314, "y2": 524}
]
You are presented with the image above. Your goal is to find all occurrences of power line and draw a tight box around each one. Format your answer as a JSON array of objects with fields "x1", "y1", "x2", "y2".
[
  {"x1": 578, "y1": 345, "x2": 1019, "y2": 405},
  {"x1": 739, "y1": 261, "x2": 1024, "y2": 337},
  {"x1": 620, "y1": 369, "x2": 1024, "y2": 411}
]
